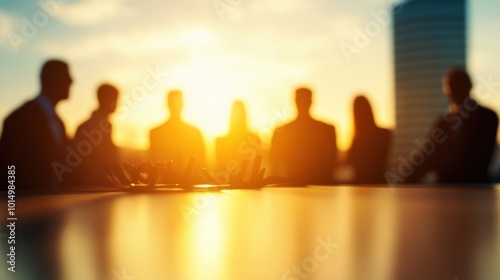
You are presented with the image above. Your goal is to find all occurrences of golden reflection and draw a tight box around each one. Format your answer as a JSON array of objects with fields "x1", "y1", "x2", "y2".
[
  {"x1": 364, "y1": 189, "x2": 396, "y2": 279},
  {"x1": 60, "y1": 209, "x2": 99, "y2": 280},
  {"x1": 109, "y1": 195, "x2": 153, "y2": 279},
  {"x1": 183, "y1": 193, "x2": 227, "y2": 280},
  {"x1": 327, "y1": 186, "x2": 353, "y2": 279}
]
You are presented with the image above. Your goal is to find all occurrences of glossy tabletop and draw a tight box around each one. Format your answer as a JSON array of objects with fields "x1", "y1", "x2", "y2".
[{"x1": 1, "y1": 185, "x2": 500, "y2": 280}]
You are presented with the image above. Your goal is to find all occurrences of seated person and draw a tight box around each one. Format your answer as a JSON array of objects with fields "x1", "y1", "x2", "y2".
[
  {"x1": 72, "y1": 84, "x2": 120, "y2": 186},
  {"x1": 149, "y1": 90, "x2": 206, "y2": 182},
  {"x1": 406, "y1": 68, "x2": 498, "y2": 183},
  {"x1": 270, "y1": 87, "x2": 338, "y2": 184},
  {"x1": 0, "y1": 60, "x2": 73, "y2": 189},
  {"x1": 346, "y1": 95, "x2": 391, "y2": 184},
  {"x1": 216, "y1": 100, "x2": 261, "y2": 173}
]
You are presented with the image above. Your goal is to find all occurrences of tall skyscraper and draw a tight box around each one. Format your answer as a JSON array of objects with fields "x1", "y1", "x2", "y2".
[{"x1": 391, "y1": 0, "x2": 467, "y2": 173}]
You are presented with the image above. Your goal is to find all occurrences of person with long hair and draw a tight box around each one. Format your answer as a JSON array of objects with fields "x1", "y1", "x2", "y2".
[
  {"x1": 215, "y1": 100, "x2": 261, "y2": 172},
  {"x1": 346, "y1": 95, "x2": 391, "y2": 183}
]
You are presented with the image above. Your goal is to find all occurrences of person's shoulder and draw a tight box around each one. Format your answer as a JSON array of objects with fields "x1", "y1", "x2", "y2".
[
  {"x1": 181, "y1": 122, "x2": 204, "y2": 138},
  {"x1": 247, "y1": 132, "x2": 260, "y2": 142},
  {"x1": 74, "y1": 116, "x2": 96, "y2": 137},
  {"x1": 3, "y1": 99, "x2": 38, "y2": 125},
  {"x1": 473, "y1": 104, "x2": 498, "y2": 125},
  {"x1": 478, "y1": 104, "x2": 498, "y2": 117},
  {"x1": 377, "y1": 127, "x2": 392, "y2": 142},
  {"x1": 77, "y1": 112, "x2": 99, "y2": 128},
  {"x1": 184, "y1": 122, "x2": 201, "y2": 132},
  {"x1": 11, "y1": 99, "x2": 37, "y2": 114},
  {"x1": 150, "y1": 123, "x2": 167, "y2": 136},
  {"x1": 379, "y1": 127, "x2": 391, "y2": 135},
  {"x1": 273, "y1": 121, "x2": 294, "y2": 134},
  {"x1": 312, "y1": 119, "x2": 336, "y2": 131},
  {"x1": 74, "y1": 121, "x2": 87, "y2": 136}
]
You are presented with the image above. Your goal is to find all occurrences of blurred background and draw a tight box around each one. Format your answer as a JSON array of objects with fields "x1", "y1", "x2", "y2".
[{"x1": 1, "y1": 0, "x2": 499, "y2": 173}]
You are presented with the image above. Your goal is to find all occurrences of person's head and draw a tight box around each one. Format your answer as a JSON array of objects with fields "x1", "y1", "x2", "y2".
[
  {"x1": 442, "y1": 67, "x2": 472, "y2": 104},
  {"x1": 295, "y1": 87, "x2": 313, "y2": 117},
  {"x1": 167, "y1": 90, "x2": 183, "y2": 118},
  {"x1": 40, "y1": 59, "x2": 72, "y2": 104},
  {"x1": 229, "y1": 100, "x2": 248, "y2": 132},
  {"x1": 353, "y1": 95, "x2": 376, "y2": 135},
  {"x1": 97, "y1": 84, "x2": 119, "y2": 115}
]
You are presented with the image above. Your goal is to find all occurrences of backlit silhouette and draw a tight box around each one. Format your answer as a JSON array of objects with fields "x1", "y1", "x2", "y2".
[
  {"x1": 0, "y1": 59, "x2": 72, "y2": 189},
  {"x1": 149, "y1": 90, "x2": 206, "y2": 179},
  {"x1": 406, "y1": 68, "x2": 499, "y2": 183},
  {"x1": 215, "y1": 101, "x2": 261, "y2": 172},
  {"x1": 346, "y1": 95, "x2": 391, "y2": 183},
  {"x1": 270, "y1": 87, "x2": 338, "y2": 184},
  {"x1": 72, "y1": 84, "x2": 120, "y2": 186}
]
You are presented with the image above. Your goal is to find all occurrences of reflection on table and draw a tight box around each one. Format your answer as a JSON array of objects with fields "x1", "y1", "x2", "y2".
[{"x1": 1, "y1": 185, "x2": 499, "y2": 280}]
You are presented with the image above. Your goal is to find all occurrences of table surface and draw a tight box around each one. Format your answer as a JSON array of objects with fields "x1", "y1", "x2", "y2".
[{"x1": 1, "y1": 185, "x2": 500, "y2": 280}]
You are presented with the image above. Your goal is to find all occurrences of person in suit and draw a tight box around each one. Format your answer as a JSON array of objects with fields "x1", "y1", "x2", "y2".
[
  {"x1": 215, "y1": 100, "x2": 261, "y2": 172},
  {"x1": 72, "y1": 84, "x2": 120, "y2": 186},
  {"x1": 406, "y1": 68, "x2": 499, "y2": 183},
  {"x1": 270, "y1": 87, "x2": 338, "y2": 184},
  {"x1": 0, "y1": 59, "x2": 73, "y2": 189},
  {"x1": 346, "y1": 95, "x2": 391, "y2": 183},
  {"x1": 149, "y1": 90, "x2": 206, "y2": 180}
]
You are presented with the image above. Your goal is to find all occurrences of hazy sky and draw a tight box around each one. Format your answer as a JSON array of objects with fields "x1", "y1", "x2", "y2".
[{"x1": 1, "y1": 0, "x2": 500, "y2": 154}]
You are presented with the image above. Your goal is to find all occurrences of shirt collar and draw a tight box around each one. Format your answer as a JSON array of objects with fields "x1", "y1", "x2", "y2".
[
  {"x1": 449, "y1": 98, "x2": 477, "y2": 114},
  {"x1": 35, "y1": 93, "x2": 57, "y2": 117}
]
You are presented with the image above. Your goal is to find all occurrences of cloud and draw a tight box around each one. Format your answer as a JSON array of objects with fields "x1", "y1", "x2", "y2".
[
  {"x1": 329, "y1": 15, "x2": 363, "y2": 39},
  {"x1": 36, "y1": 0, "x2": 359, "y2": 69},
  {"x1": 37, "y1": 27, "x2": 219, "y2": 61},
  {"x1": 56, "y1": 0, "x2": 131, "y2": 26},
  {"x1": 248, "y1": 0, "x2": 314, "y2": 14}
]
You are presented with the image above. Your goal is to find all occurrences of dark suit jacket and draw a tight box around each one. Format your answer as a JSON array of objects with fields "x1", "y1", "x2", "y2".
[
  {"x1": 271, "y1": 117, "x2": 338, "y2": 184},
  {"x1": 407, "y1": 103, "x2": 498, "y2": 183},
  {"x1": 71, "y1": 111, "x2": 119, "y2": 186},
  {"x1": 0, "y1": 99, "x2": 68, "y2": 189},
  {"x1": 149, "y1": 119, "x2": 206, "y2": 179},
  {"x1": 347, "y1": 128, "x2": 392, "y2": 183}
]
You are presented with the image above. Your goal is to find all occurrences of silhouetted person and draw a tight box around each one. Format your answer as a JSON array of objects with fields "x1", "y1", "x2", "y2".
[
  {"x1": 270, "y1": 87, "x2": 338, "y2": 184},
  {"x1": 149, "y1": 90, "x2": 206, "y2": 179},
  {"x1": 0, "y1": 59, "x2": 72, "y2": 189},
  {"x1": 406, "y1": 68, "x2": 498, "y2": 183},
  {"x1": 346, "y1": 95, "x2": 391, "y2": 183},
  {"x1": 72, "y1": 84, "x2": 120, "y2": 186},
  {"x1": 216, "y1": 101, "x2": 261, "y2": 172}
]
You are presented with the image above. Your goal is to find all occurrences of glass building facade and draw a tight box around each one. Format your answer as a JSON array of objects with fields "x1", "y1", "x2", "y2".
[{"x1": 391, "y1": 0, "x2": 467, "y2": 171}]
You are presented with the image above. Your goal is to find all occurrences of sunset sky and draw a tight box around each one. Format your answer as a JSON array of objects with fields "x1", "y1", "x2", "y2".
[{"x1": 1, "y1": 0, "x2": 500, "y2": 159}]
